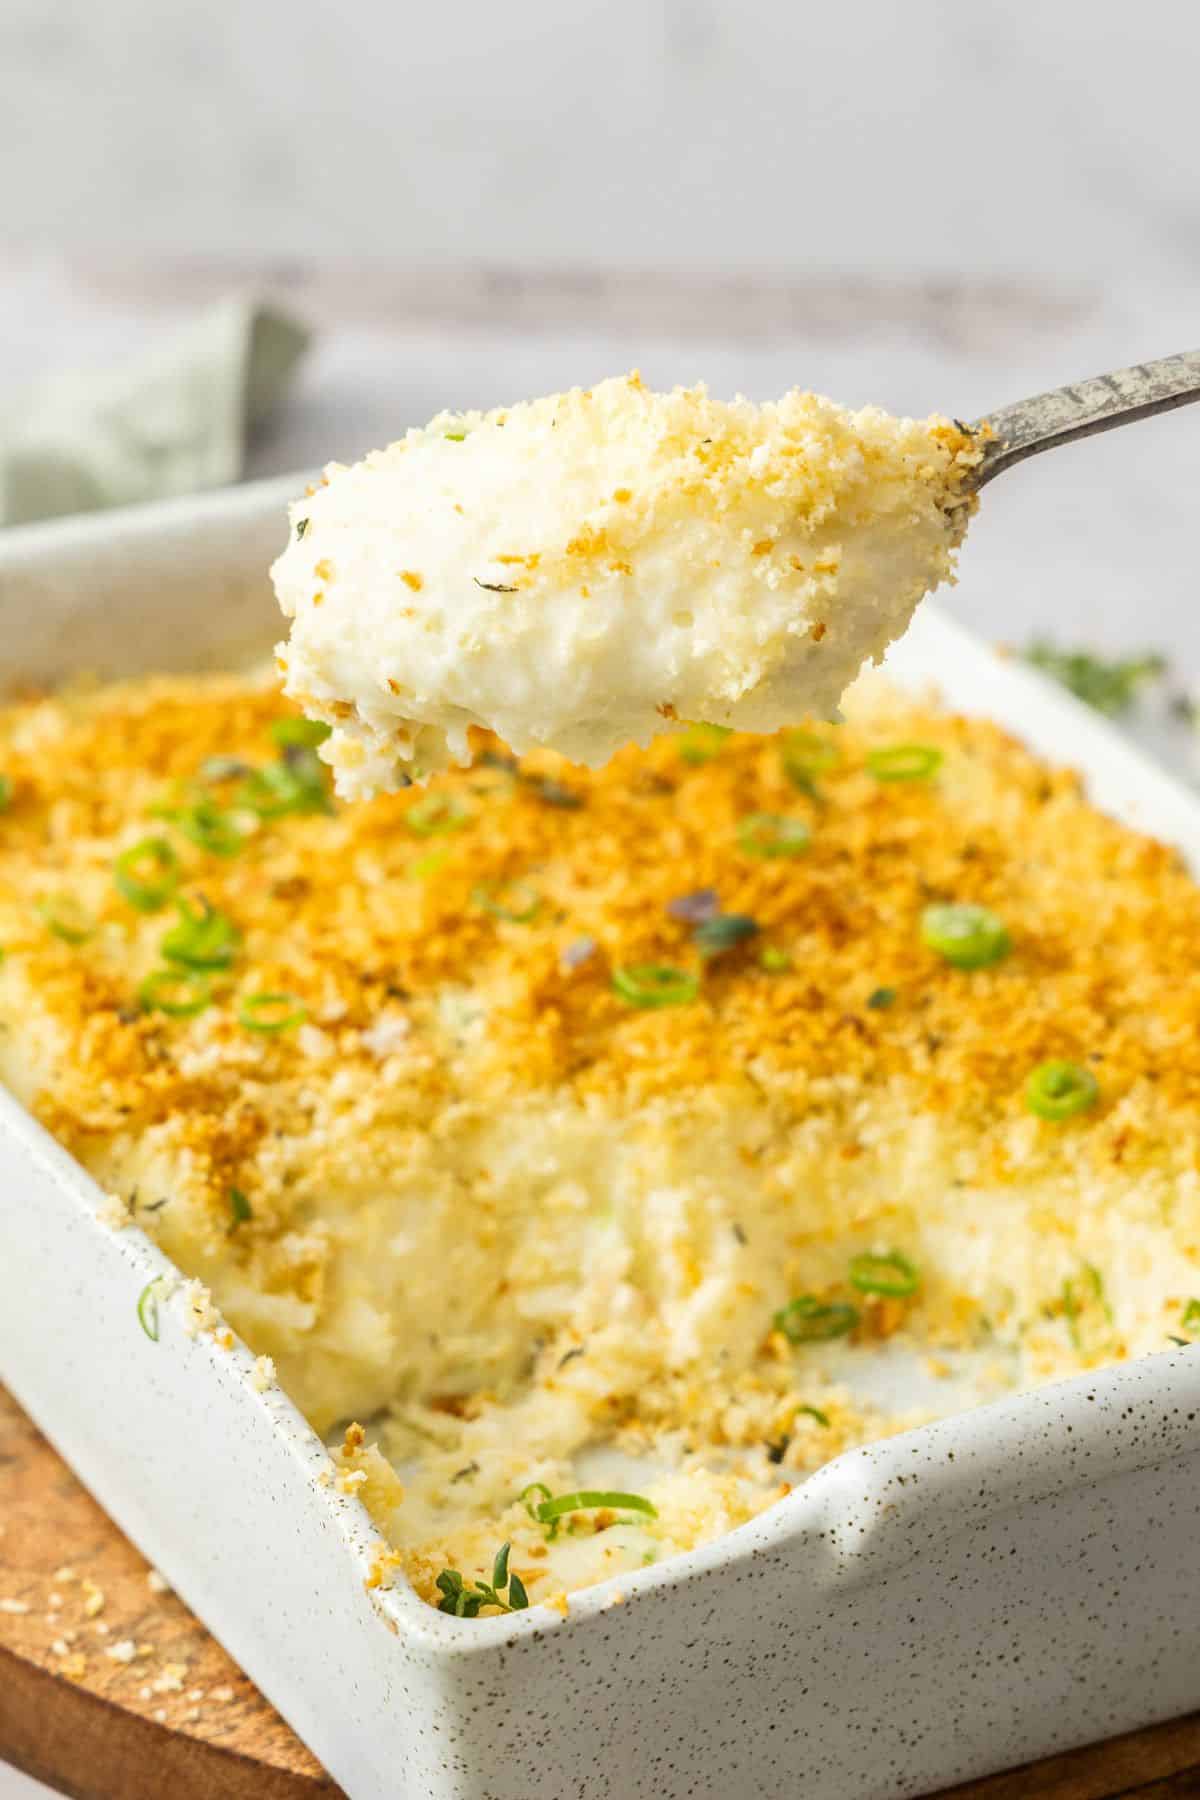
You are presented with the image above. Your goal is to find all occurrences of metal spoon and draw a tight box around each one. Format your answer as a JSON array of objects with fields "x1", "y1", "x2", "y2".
[{"x1": 971, "y1": 349, "x2": 1200, "y2": 488}]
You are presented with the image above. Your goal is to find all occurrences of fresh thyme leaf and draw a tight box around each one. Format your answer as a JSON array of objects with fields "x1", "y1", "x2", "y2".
[
  {"x1": 434, "y1": 1544, "x2": 529, "y2": 1616},
  {"x1": 866, "y1": 986, "x2": 897, "y2": 1010},
  {"x1": 228, "y1": 1186, "x2": 252, "y2": 1230},
  {"x1": 474, "y1": 578, "x2": 518, "y2": 593},
  {"x1": 295, "y1": 518, "x2": 309, "y2": 538},
  {"x1": 1023, "y1": 642, "x2": 1166, "y2": 716}
]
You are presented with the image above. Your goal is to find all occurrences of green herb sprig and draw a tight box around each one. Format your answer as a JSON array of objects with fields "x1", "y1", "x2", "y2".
[
  {"x1": 435, "y1": 1543, "x2": 529, "y2": 1617},
  {"x1": 1023, "y1": 643, "x2": 1166, "y2": 716}
]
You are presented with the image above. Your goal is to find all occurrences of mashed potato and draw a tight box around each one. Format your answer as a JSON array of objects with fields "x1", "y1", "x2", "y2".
[
  {"x1": 271, "y1": 375, "x2": 981, "y2": 796},
  {"x1": 2, "y1": 670, "x2": 1198, "y2": 1613}
]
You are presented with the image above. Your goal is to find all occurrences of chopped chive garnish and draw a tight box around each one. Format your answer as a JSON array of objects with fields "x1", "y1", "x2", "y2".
[
  {"x1": 228, "y1": 1186, "x2": 252, "y2": 1230},
  {"x1": 405, "y1": 792, "x2": 471, "y2": 837},
  {"x1": 472, "y1": 879, "x2": 541, "y2": 923},
  {"x1": 1062, "y1": 1263, "x2": 1112, "y2": 1352},
  {"x1": 1025, "y1": 1059, "x2": 1098, "y2": 1121},
  {"x1": 271, "y1": 716, "x2": 332, "y2": 750},
  {"x1": 238, "y1": 991, "x2": 306, "y2": 1033},
  {"x1": 759, "y1": 946, "x2": 793, "y2": 972},
  {"x1": 849, "y1": 1250, "x2": 920, "y2": 1298},
  {"x1": 611, "y1": 963, "x2": 699, "y2": 1009},
  {"x1": 0, "y1": 774, "x2": 12, "y2": 812},
  {"x1": 1184, "y1": 1299, "x2": 1200, "y2": 1333},
  {"x1": 737, "y1": 812, "x2": 811, "y2": 859},
  {"x1": 677, "y1": 722, "x2": 731, "y2": 765},
  {"x1": 774, "y1": 1296, "x2": 859, "y2": 1343},
  {"x1": 136, "y1": 1278, "x2": 163, "y2": 1341},
  {"x1": 866, "y1": 744, "x2": 943, "y2": 782},
  {"x1": 435, "y1": 1544, "x2": 529, "y2": 1617},
  {"x1": 138, "y1": 968, "x2": 212, "y2": 1018},
  {"x1": 37, "y1": 894, "x2": 94, "y2": 944},
  {"x1": 693, "y1": 913, "x2": 759, "y2": 956},
  {"x1": 866, "y1": 986, "x2": 896, "y2": 1010},
  {"x1": 161, "y1": 897, "x2": 241, "y2": 970},
  {"x1": 781, "y1": 729, "x2": 839, "y2": 783},
  {"x1": 920, "y1": 902, "x2": 1010, "y2": 970},
  {"x1": 115, "y1": 838, "x2": 180, "y2": 912}
]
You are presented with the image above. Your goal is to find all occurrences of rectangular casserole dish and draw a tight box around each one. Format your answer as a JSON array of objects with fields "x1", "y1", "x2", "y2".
[{"x1": 2, "y1": 480, "x2": 1200, "y2": 1800}]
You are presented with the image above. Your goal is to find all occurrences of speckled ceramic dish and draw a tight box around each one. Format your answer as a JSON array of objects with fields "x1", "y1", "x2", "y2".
[{"x1": 2, "y1": 483, "x2": 1200, "y2": 1800}]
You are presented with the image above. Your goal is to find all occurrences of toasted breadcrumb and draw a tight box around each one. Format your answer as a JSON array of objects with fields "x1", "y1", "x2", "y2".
[{"x1": 2, "y1": 668, "x2": 1199, "y2": 1610}]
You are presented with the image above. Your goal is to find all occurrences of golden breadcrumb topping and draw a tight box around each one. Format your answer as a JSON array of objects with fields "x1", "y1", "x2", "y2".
[{"x1": 4, "y1": 667, "x2": 1200, "y2": 1611}]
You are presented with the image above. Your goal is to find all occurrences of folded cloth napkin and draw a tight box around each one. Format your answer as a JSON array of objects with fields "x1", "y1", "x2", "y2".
[{"x1": 0, "y1": 296, "x2": 309, "y2": 527}]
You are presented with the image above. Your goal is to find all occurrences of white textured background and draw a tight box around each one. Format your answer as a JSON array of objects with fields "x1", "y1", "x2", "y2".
[{"x1": 4, "y1": 4, "x2": 1200, "y2": 1795}]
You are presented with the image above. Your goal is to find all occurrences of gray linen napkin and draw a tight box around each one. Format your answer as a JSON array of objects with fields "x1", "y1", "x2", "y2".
[{"x1": 0, "y1": 296, "x2": 309, "y2": 527}]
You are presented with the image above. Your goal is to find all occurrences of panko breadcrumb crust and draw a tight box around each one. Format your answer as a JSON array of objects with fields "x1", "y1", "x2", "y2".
[{"x1": 2, "y1": 668, "x2": 1199, "y2": 1608}]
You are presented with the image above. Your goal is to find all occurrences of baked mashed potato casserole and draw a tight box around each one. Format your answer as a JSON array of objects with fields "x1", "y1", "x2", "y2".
[
  {"x1": 271, "y1": 375, "x2": 981, "y2": 794},
  {"x1": 2, "y1": 669, "x2": 1199, "y2": 1615}
]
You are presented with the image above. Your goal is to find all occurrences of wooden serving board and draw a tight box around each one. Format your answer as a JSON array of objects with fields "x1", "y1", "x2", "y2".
[{"x1": 3, "y1": 1380, "x2": 1200, "y2": 1800}]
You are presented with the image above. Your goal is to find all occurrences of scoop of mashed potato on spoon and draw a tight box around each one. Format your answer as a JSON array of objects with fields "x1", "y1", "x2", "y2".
[{"x1": 271, "y1": 373, "x2": 981, "y2": 796}]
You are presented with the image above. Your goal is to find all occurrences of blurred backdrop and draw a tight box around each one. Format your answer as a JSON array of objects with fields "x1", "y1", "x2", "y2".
[{"x1": 4, "y1": 0, "x2": 1200, "y2": 663}]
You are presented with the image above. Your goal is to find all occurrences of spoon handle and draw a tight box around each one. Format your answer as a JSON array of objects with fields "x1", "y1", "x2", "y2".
[{"x1": 972, "y1": 349, "x2": 1200, "y2": 488}]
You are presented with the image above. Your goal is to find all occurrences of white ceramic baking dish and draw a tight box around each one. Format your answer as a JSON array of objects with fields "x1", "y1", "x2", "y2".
[{"x1": 2, "y1": 482, "x2": 1200, "y2": 1800}]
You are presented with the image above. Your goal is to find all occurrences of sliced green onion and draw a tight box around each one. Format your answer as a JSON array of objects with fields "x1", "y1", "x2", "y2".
[
  {"x1": 920, "y1": 902, "x2": 1011, "y2": 970},
  {"x1": 228, "y1": 1186, "x2": 252, "y2": 1229},
  {"x1": 1062, "y1": 1263, "x2": 1112, "y2": 1352},
  {"x1": 782, "y1": 729, "x2": 840, "y2": 782},
  {"x1": 532, "y1": 1489, "x2": 658, "y2": 1524},
  {"x1": 866, "y1": 986, "x2": 896, "y2": 1010},
  {"x1": 238, "y1": 991, "x2": 307, "y2": 1033},
  {"x1": 405, "y1": 792, "x2": 471, "y2": 837},
  {"x1": 270, "y1": 716, "x2": 332, "y2": 750},
  {"x1": 797, "y1": 1404, "x2": 830, "y2": 1428},
  {"x1": 677, "y1": 722, "x2": 731, "y2": 765},
  {"x1": 138, "y1": 968, "x2": 212, "y2": 1018},
  {"x1": 0, "y1": 774, "x2": 12, "y2": 812},
  {"x1": 472, "y1": 879, "x2": 541, "y2": 923},
  {"x1": 737, "y1": 812, "x2": 811, "y2": 859},
  {"x1": 1025, "y1": 1059, "x2": 1099, "y2": 1121},
  {"x1": 136, "y1": 1278, "x2": 163, "y2": 1341},
  {"x1": 774, "y1": 1296, "x2": 859, "y2": 1343},
  {"x1": 173, "y1": 798, "x2": 254, "y2": 857},
  {"x1": 866, "y1": 744, "x2": 944, "y2": 782},
  {"x1": 849, "y1": 1250, "x2": 920, "y2": 1298},
  {"x1": 759, "y1": 945, "x2": 793, "y2": 972},
  {"x1": 1183, "y1": 1299, "x2": 1200, "y2": 1333},
  {"x1": 37, "y1": 894, "x2": 94, "y2": 944},
  {"x1": 114, "y1": 838, "x2": 180, "y2": 912},
  {"x1": 611, "y1": 963, "x2": 700, "y2": 1009},
  {"x1": 444, "y1": 431, "x2": 467, "y2": 442},
  {"x1": 161, "y1": 897, "x2": 241, "y2": 969},
  {"x1": 236, "y1": 759, "x2": 330, "y2": 820},
  {"x1": 519, "y1": 1481, "x2": 554, "y2": 1522},
  {"x1": 694, "y1": 913, "x2": 759, "y2": 956}
]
